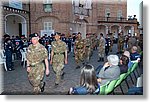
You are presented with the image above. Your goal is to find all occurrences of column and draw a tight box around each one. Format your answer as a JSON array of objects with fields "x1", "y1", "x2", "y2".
[
  {"x1": 106, "y1": 26, "x2": 108, "y2": 35},
  {"x1": 118, "y1": 26, "x2": 122, "y2": 33},
  {"x1": 131, "y1": 26, "x2": 134, "y2": 36}
]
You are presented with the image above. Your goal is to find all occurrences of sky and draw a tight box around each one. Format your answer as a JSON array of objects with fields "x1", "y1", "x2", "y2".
[{"x1": 127, "y1": 0, "x2": 143, "y2": 24}]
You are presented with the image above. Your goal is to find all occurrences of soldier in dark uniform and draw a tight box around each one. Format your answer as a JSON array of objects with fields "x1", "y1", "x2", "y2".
[
  {"x1": 109, "y1": 33, "x2": 114, "y2": 52},
  {"x1": 105, "y1": 34, "x2": 111, "y2": 56},
  {"x1": 4, "y1": 38, "x2": 14, "y2": 71},
  {"x1": 66, "y1": 35, "x2": 72, "y2": 53},
  {"x1": 49, "y1": 34, "x2": 54, "y2": 45},
  {"x1": 14, "y1": 36, "x2": 23, "y2": 59}
]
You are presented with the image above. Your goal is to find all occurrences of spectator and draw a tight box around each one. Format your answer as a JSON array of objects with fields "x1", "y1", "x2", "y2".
[
  {"x1": 97, "y1": 55, "x2": 120, "y2": 85},
  {"x1": 69, "y1": 64, "x2": 100, "y2": 95},
  {"x1": 119, "y1": 55, "x2": 129, "y2": 74},
  {"x1": 130, "y1": 46, "x2": 141, "y2": 62},
  {"x1": 123, "y1": 50, "x2": 133, "y2": 68}
]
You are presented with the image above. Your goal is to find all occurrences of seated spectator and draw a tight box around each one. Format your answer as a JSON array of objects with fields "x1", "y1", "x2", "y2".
[
  {"x1": 97, "y1": 55, "x2": 120, "y2": 85},
  {"x1": 119, "y1": 55, "x2": 129, "y2": 74},
  {"x1": 68, "y1": 64, "x2": 100, "y2": 95},
  {"x1": 130, "y1": 46, "x2": 141, "y2": 62},
  {"x1": 123, "y1": 50, "x2": 133, "y2": 68}
]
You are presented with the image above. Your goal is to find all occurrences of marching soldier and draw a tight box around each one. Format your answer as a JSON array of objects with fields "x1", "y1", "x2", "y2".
[
  {"x1": 26, "y1": 33, "x2": 49, "y2": 94},
  {"x1": 74, "y1": 32, "x2": 85, "y2": 69},
  {"x1": 117, "y1": 32, "x2": 124, "y2": 54},
  {"x1": 84, "y1": 34, "x2": 91, "y2": 63},
  {"x1": 127, "y1": 35, "x2": 137, "y2": 51},
  {"x1": 50, "y1": 32, "x2": 68, "y2": 86},
  {"x1": 127, "y1": 35, "x2": 132, "y2": 51},
  {"x1": 98, "y1": 33, "x2": 105, "y2": 62}
]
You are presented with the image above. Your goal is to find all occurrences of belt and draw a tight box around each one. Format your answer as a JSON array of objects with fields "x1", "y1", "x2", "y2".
[
  {"x1": 54, "y1": 52, "x2": 64, "y2": 55},
  {"x1": 29, "y1": 61, "x2": 43, "y2": 67},
  {"x1": 76, "y1": 48, "x2": 83, "y2": 49}
]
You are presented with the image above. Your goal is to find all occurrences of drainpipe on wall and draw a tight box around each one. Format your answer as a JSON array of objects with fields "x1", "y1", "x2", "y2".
[{"x1": 28, "y1": 0, "x2": 31, "y2": 38}]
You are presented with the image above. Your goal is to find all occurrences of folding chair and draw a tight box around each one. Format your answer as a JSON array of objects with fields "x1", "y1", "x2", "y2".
[
  {"x1": 115, "y1": 73, "x2": 127, "y2": 94},
  {"x1": 99, "y1": 83, "x2": 108, "y2": 95},
  {"x1": 20, "y1": 48, "x2": 27, "y2": 67},
  {"x1": 105, "y1": 79, "x2": 118, "y2": 94},
  {"x1": 0, "y1": 50, "x2": 7, "y2": 71}
]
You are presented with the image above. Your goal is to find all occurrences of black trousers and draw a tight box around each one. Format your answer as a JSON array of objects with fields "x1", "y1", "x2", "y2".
[
  {"x1": 6, "y1": 51, "x2": 13, "y2": 70},
  {"x1": 105, "y1": 46, "x2": 109, "y2": 56}
]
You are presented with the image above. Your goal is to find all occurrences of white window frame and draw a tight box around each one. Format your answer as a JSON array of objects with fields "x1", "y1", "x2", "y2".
[
  {"x1": 43, "y1": 0, "x2": 52, "y2": 4},
  {"x1": 105, "y1": 8, "x2": 110, "y2": 21},
  {"x1": 44, "y1": 22, "x2": 52, "y2": 30},
  {"x1": 117, "y1": 10, "x2": 122, "y2": 20},
  {"x1": 105, "y1": 8, "x2": 110, "y2": 17}
]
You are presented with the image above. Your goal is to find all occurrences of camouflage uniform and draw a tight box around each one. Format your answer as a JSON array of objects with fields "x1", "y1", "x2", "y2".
[
  {"x1": 127, "y1": 36, "x2": 137, "y2": 51},
  {"x1": 127, "y1": 37, "x2": 132, "y2": 51},
  {"x1": 27, "y1": 43, "x2": 48, "y2": 94},
  {"x1": 74, "y1": 37, "x2": 85, "y2": 68},
  {"x1": 98, "y1": 37, "x2": 105, "y2": 61},
  {"x1": 85, "y1": 37, "x2": 91, "y2": 63},
  {"x1": 118, "y1": 34, "x2": 124, "y2": 53},
  {"x1": 51, "y1": 40, "x2": 67, "y2": 84}
]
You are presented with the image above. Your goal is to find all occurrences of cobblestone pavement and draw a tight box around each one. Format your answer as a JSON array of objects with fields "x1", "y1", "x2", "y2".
[{"x1": 1, "y1": 44, "x2": 143, "y2": 95}]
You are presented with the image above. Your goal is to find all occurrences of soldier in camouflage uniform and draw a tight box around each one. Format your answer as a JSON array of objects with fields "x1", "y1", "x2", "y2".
[
  {"x1": 117, "y1": 32, "x2": 124, "y2": 54},
  {"x1": 26, "y1": 33, "x2": 49, "y2": 94},
  {"x1": 50, "y1": 32, "x2": 68, "y2": 85},
  {"x1": 98, "y1": 33, "x2": 105, "y2": 62},
  {"x1": 74, "y1": 32, "x2": 85, "y2": 69},
  {"x1": 84, "y1": 34, "x2": 91, "y2": 63}
]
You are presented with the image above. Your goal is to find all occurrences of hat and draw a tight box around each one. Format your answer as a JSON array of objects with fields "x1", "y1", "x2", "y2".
[
  {"x1": 55, "y1": 32, "x2": 61, "y2": 36},
  {"x1": 123, "y1": 51, "x2": 130, "y2": 58},
  {"x1": 29, "y1": 33, "x2": 39, "y2": 38},
  {"x1": 78, "y1": 32, "x2": 81, "y2": 35}
]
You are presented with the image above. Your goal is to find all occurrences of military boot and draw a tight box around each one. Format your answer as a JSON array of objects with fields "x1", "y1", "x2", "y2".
[
  {"x1": 61, "y1": 72, "x2": 65, "y2": 80},
  {"x1": 55, "y1": 75, "x2": 61, "y2": 86},
  {"x1": 97, "y1": 57, "x2": 101, "y2": 62},
  {"x1": 40, "y1": 82, "x2": 46, "y2": 92},
  {"x1": 76, "y1": 65, "x2": 80, "y2": 69},
  {"x1": 33, "y1": 86, "x2": 40, "y2": 94}
]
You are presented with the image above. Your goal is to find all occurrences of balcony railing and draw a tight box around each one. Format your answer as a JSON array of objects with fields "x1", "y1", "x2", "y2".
[
  {"x1": 97, "y1": 16, "x2": 138, "y2": 24},
  {"x1": 74, "y1": 6, "x2": 89, "y2": 16}
]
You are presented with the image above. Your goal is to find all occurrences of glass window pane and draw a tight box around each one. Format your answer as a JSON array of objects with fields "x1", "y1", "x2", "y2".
[{"x1": 44, "y1": 4, "x2": 52, "y2": 12}]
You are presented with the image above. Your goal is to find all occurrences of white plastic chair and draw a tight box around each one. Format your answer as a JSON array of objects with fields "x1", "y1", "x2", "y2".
[
  {"x1": 0, "y1": 50, "x2": 7, "y2": 71},
  {"x1": 20, "y1": 48, "x2": 27, "y2": 67},
  {"x1": 47, "y1": 45, "x2": 51, "y2": 60}
]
